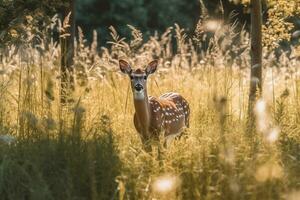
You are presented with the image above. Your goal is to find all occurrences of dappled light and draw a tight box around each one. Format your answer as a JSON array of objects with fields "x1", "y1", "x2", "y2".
[
  {"x1": 203, "y1": 20, "x2": 222, "y2": 32},
  {"x1": 0, "y1": 0, "x2": 300, "y2": 199},
  {"x1": 152, "y1": 175, "x2": 180, "y2": 194}
]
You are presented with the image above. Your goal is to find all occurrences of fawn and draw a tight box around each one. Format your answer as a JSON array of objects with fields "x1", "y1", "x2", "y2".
[{"x1": 119, "y1": 60, "x2": 190, "y2": 149}]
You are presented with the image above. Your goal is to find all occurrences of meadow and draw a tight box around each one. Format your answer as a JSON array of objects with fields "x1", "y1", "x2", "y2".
[{"x1": 0, "y1": 21, "x2": 299, "y2": 200}]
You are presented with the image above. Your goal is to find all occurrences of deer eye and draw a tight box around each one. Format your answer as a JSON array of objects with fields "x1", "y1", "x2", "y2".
[
  {"x1": 143, "y1": 75, "x2": 147, "y2": 80},
  {"x1": 130, "y1": 75, "x2": 134, "y2": 80}
]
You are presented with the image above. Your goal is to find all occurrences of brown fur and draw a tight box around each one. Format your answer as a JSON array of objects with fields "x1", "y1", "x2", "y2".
[
  {"x1": 119, "y1": 60, "x2": 190, "y2": 146},
  {"x1": 133, "y1": 92, "x2": 190, "y2": 142}
]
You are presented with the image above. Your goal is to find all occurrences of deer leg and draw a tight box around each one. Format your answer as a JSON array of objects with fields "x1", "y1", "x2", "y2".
[
  {"x1": 164, "y1": 128, "x2": 185, "y2": 147},
  {"x1": 175, "y1": 127, "x2": 188, "y2": 140},
  {"x1": 141, "y1": 136, "x2": 152, "y2": 152}
]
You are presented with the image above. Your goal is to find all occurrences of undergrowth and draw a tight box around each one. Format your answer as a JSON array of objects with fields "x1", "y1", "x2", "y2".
[{"x1": 0, "y1": 18, "x2": 299, "y2": 200}]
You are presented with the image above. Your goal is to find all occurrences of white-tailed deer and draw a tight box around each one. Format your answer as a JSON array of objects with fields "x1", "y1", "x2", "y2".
[{"x1": 119, "y1": 60, "x2": 190, "y2": 148}]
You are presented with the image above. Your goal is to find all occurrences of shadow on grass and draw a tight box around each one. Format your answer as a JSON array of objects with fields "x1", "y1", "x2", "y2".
[{"x1": 0, "y1": 116, "x2": 121, "y2": 200}]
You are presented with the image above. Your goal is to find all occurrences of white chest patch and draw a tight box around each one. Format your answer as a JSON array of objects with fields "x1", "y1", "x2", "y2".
[{"x1": 134, "y1": 91, "x2": 145, "y2": 100}]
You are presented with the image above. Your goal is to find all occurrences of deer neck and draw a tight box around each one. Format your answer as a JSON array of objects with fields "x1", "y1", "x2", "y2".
[{"x1": 133, "y1": 89, "x2": 151, "y2": 135}]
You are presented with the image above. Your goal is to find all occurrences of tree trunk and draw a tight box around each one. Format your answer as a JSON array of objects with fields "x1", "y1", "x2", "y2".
[
  {"x1": 248, "y1": 0, "x2": 262, "y2": 127},
  {"x1": 60, "y1": 0, "x2": 76, "y2": 104}
]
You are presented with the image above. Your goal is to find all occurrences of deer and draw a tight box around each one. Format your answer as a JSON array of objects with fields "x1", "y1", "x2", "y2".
[{"x1": 119, "y1": 59, "x2": 190, "y2": 150}]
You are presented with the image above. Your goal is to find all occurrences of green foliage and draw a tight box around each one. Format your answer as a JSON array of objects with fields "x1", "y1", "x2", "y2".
[
  {"x1": 238, "y1": 0, "x2": 300, "y2": 49},
  {"x1": 262, "y1": 0, "x2": 300, "y2": 49},
  {"x1": 0, "y1": 119, "x2": 120, "y2": 200},
  {"x1": 76, "y1": 0, "x2": 199, "y2": 43},
  {"x1": 0, "y1": 0, "x2": 67, "y2": 47}
]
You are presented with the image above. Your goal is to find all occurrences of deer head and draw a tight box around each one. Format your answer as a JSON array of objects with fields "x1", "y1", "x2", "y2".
[{"x1": 119, "y1": 60, "x2": 158, "y2": 100}]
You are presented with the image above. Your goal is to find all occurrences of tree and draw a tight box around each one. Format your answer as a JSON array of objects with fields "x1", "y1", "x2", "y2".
[
  {"x1": 246, "y1": 0, "x2": 300, "y2": 129},
  {"x1": 248, "y1": 0, "x2": 262, "y2": 125}
]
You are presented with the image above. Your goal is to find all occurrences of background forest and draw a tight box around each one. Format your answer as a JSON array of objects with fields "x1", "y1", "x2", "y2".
[{"x1": 0, "y1": 0, "x2": 276, "y2": 45}]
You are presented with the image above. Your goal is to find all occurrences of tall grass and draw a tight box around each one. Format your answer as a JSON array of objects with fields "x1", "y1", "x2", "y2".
[{"x1": 0, "y1": 17, "x2": 299, "y2": 199}]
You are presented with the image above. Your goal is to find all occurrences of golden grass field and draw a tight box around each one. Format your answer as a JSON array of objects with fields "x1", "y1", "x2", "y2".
[{"x1": 0, "y1": 23, "x2": 299, "y2": 199}]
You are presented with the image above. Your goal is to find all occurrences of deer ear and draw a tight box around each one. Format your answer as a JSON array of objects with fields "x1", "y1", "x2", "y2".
[
  {"x1": 119, "y1": 60, "x2": 132, "y2": 74},
  {"x1": 145, "y1": 60, "x2": 158, "y2": 75}
]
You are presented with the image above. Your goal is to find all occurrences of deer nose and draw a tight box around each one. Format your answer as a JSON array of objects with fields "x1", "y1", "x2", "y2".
[{"x1": 134, "y1": 84, "x2": 143, "y2": 91}]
